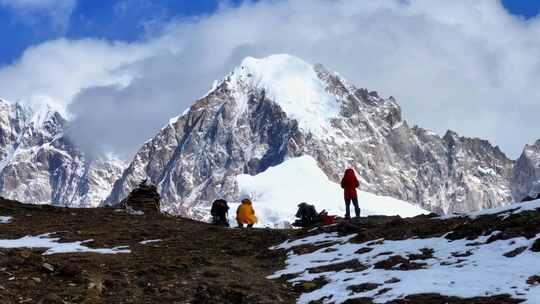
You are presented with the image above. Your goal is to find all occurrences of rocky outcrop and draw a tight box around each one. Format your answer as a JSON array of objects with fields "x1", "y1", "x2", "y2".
[
  {"x1": 105, "y1": 55, "x2": 527, "y2": 216},
  {"x1": 0, "y1": 99, "x2": 123, "y2": 207},
  {"x1": 513, "y1": 140, "x2": 540, "y2": 201}
]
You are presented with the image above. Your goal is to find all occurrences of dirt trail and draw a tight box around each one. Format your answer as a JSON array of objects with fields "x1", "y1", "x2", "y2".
[{"x1": 0, "y1": 199, "x2": 298, "y2": 304}]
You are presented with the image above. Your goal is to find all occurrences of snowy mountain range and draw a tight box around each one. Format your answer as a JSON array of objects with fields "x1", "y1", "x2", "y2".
[
  {"x1": 1, "y1": 54, "x2": 539, "y2": 219},
  {"x1": 0, "y1": 98, "x2": 123, "y2": 207}
]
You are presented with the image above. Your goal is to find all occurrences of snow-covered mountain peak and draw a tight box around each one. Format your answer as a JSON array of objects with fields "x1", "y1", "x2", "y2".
[
  {"x1": 524, "y1": 140, "x2": 540, "y2": 153},
  {"x1": 0, "y1": 95, "x2": 124, "y2": 208},
  {"x1": 228, "y1": 54, "x2": 341, "y2": 136},
  {"x1": 23, "y1": 97, "x2": 67, "y2": 127},
  {"x1": 0, "y1": 96, "x2": 66, "y2": 130}
]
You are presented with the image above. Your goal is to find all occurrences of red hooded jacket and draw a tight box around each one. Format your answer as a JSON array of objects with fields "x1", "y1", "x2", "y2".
[{"x1": 341, "y1": 168, "x2": 359, "y2": 200}]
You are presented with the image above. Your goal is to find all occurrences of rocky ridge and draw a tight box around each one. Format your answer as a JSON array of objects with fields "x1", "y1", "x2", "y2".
[{"x1": 513, "y1": 140, "x2": 540, "y2": 202}]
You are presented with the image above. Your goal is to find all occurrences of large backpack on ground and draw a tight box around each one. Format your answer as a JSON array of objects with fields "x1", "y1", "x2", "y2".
[
  {"x1": 210, "y1": 199, "x2": 230, "y2": 227},
  {"x1": 294, "y1": 203, "x2": 320, "y2": 227}
]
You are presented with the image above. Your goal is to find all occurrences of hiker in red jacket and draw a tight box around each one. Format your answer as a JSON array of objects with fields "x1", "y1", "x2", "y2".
[{"x1": 341, "y1": 168, "x2": 360, "y2": 218}]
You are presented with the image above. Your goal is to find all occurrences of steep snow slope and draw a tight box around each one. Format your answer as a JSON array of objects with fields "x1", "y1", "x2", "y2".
[
  {"x1": 107, "y1": 54, "x2": 524, "y2": 216},
  {"x1": 233, "y1": 156, "x2": 428, "y2": 228},
  {"x1": 0, "y1": 98, "x2": 123, "y2": 207},
  {"x1": 271, "y1": 199, "x2": 540, "y2": 304}
]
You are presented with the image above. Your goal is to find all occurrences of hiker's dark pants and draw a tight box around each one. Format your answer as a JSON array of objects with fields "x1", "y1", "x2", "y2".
[
  {"x1": 213, "y1": 216, "x2": 229, "y2": 227},
  {"x1": 345, "y1": 197, "x2": 360, "y2": 218},
  {"x1": 237, "y1": 221, "x2": 254, "y2": 228}
]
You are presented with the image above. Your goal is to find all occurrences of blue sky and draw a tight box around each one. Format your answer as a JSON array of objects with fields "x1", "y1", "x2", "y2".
[
  {"x1": 502, "y1": 0, "x2": 540, "y2": 19},
  {"x1": 0, "y1": 0, "x2": 243, "y2": 65}
]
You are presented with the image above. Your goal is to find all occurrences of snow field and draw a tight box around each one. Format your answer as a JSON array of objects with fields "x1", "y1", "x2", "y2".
[
  {"x1": 271, "y1": 201, "x2": 540, "y2": 304},
  {"x1": 235, "y1": 156, "x2": 428, "y2": 228}
]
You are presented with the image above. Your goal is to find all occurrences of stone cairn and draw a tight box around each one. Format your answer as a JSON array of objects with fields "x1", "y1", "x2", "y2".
[{"x1": 119, "y1": 179, "x2": 161, "y2": 214}]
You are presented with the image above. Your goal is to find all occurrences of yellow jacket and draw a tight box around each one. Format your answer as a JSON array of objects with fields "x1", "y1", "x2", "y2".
[{"x1": 236, "y1": 199, "x2": 257, "y2": 225}]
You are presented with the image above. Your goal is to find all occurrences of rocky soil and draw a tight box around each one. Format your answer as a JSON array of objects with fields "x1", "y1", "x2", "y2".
[
  {"x1": 2, "y1": 196, "x2": 540, "y2": 303},
  {"x1": 0, "y1": 198, "x2": 297, "y2": 304}
]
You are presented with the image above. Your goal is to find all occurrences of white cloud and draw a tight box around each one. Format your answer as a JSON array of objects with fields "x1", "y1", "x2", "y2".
[
  {"x1": 1, "y1": 0, "x2": 540, "y2": 158},
  {"x1": 0, "y1": 38, "x2": 158, "y2": 107},
  {"x1": 0, "y1": 0, "x2": 77, "y2": 31}
]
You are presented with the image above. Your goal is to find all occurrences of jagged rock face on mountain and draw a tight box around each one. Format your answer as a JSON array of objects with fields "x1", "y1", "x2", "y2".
[
  {"x1": 0, "y1": 99, "x2": 123, "y2": 207},
  {"x1": 513, "y1": 140, "x2": 540, "y2": 201},
  {"x1": 106, "y1": 55, "x2": 522, "y2": 216},
  {"x1": 106, "y1": 68, "x2": 303, "y2": 217}
]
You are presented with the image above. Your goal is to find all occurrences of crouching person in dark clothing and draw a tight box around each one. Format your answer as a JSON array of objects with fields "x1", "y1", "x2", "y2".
[
  {"x1": 211, "y1": 199, "x2": 230, "y2": 227},
  {"x1": 293, "y1": 202, "x2": 321, "y2": 227}
]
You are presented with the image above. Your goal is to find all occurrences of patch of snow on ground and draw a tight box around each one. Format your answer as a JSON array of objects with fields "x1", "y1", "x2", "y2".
[
  {"x1": 0, "y1": 234, "x2": 130, "y2": 255},
  {"x1": 139, "y1": 239, "x2": 162, "y2": 245},
  {"x1": 445, "y1": 199, "x2": 540, "y2": 219},
  {"x1": 235, "y1": 155, "x2": 428, "y2": 228},
  {"x1": 271, "y1": 233, "x2": 357, "y2": 251},
  {"x1": 0, "y1": 216, "x2": 11, "y2": 224},
  {"x1": 270, "y1": 231, "x2": 540, "y2": 303},
  {"x1": 114, "y1": 207, "x2": 144, "y2": 215}
]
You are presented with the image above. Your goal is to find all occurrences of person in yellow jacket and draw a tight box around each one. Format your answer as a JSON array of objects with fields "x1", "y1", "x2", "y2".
[{"x1": 236, "y1": 198, "x2": 257, "y2": 228}]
